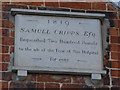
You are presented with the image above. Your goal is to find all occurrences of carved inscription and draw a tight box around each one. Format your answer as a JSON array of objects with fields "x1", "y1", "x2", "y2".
[{"x1": 14, "y1": 15, "x2": 103, "y2": 71}]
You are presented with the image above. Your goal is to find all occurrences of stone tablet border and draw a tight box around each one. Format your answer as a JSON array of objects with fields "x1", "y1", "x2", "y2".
[
  {"x1": 11, "y1": 9, "x2": 105, "y2": 19},
  {"x1": 11, "y1": 9, "x2": 106, "y2": 75}
]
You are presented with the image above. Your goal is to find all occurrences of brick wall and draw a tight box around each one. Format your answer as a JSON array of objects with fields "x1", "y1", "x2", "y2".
[{"x1": 0, "y1": 1, "x2": 120, "y2": 89}]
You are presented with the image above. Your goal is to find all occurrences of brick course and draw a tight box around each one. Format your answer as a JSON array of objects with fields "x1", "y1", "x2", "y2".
[
  {"x1": 1, "y1": 54, "x2": 10, "y2": 62},
  {"x1": 111, "y1": 70, "x2": 120, "y2": 77},
  {"x1": 109, "y1": 28, "x2": 119, "y2": 36}
]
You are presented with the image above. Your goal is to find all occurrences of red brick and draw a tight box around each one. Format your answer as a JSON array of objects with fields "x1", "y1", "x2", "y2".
[
  {"x1": 2, "y1": 4, "x2": 28, "y2": 11},
  {"x1": 10, "y1": 46, "x2": 14, "y2": 53},
  {"x1": 45, "y1": 83, "x2": 60, "y2": 89},
  {"x1": 0, "y1": 63, "x2": 8, "y2": 71},
  {"x1": 114, "y1": 20, "x2": 120, "y2": 28},
  {"x1": 1, "y1": 11, "x2": 9, "y2": 20},
  {"x1": 111, "y1": 36, "x2": 120, "y2": 43},
  {"x1": 3, "y1": 12, "x2": 9, "y2": 20},
  {"x1": 111, "y1": 61, "x2": 120, "y2": 68},
  {"x1": 0, "y1": 82, "x2": 2, "y2": 89},
  {"x1": 3, "y1": 46, "x2": 9, "y2": 53},
  {"x1": 111, "y1": 44, "x2": 120, "y2": 52},
  {"x1": 60, "y1": 2, "x2": 91, "y2": 10},
  {"x1": 0, "y1": 20, "x2": 2, "y2": 27},
  {"x1": 26, "y1": 74, "x2": 37, "y2": 82},
  {"x1": 113, "y1": 12, "x2": 119, "y2": 19},
  {"x1": 37, "y1": 75, "x2": 71, "y2": 83},
  {"x1": 12, "y1": 2, "x2": 44, "y2": 6},
  {"x1": 1, "y1": 54, "x2": 10, "y2": 62},
  {"x1": 112, "y1": 78, "x2": 120, "y2": 85},
  {"x1": 119, "y1": 29, "x2": 120, "y2": 36},
  {"x1": 61, "y1": 84, "x2": 86, "y2": 89},
  {"x1": 2, "y1": 29, "x2": 10, "y2": 36},
  {"x1": 72, "y1": 76, "x2": 85, "y2": 84},
  {"x1": 107, "y1": 3, "x2": 118, "y2": 11},
  {"x1": 0, "y1": 12, "x2": 2, "y2": 19},
  {"x1": 10, "y1": 81, "x2": 26, "y2": 88},
  {"x1": 0, "y1": 54, "x2": 2, "y2": 62},
  {"x1": 0, "y1": 37, "x2": 2, "y2": 44},
  {"x1": 45, "y1": 2, "x2": 59, "y2": 7},
  {"x1": 111, "y1": 70, "x2": 120, "y2": 77},
  {"x1": 111, "y1": 52, "x2": 120, "y2": 60},
  {"x1": 1, "y1": 72, "x2": 12, "y2": 81},
  {"x1": 10, "y1": 30, "x2": 15, "y2": 37},
  {"x1": 118, "y1": 12, "x2": 120, "y2": 19},
  {"x1": 0, "y1": 46, "x2": 1, "y2": 53},
  {"x1": 0, "y1": 72, "x2": 2, "y2": 80},
  {"x1": 10, "y1": 81, "x2": 37, "y2": 88},
  {"x1": 92, "y1": 2, "x2": 106, "y2": 10},
  {"x1": 0, "y1": 46, "x2": 9, "y2": 53},
  {"x1": 0, "y1": 81, "x2": 8, "y2": 89},
  {"x1": 0, "y1": 29, "x2": 2, "y2": 36},
  {"x1": 2, "y1": 20, "x2": 14, "y2": 28},
  {"x1": 109, "y1": 28, "x2": 119, "y2": 36},
  {"x1": 25, "y1": 82, "x2": 36, "y2": 88},
  {"x1": 36, "y1": 83, "x2": 44, "y2": 89},
  {"x1": 11, "y1": 0, "x2": 28, "y2": 1},
  {"x1": 0, "y1": 3, "x2": 2, "y2": 11},
  {"x1": 2, "y1": 36, "x2": 14, "y2": 45}
]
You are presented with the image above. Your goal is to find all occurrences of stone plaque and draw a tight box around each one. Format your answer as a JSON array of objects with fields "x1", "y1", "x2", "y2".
[{"x1": 14, "y1": 14, "x2": 105, "y2": 74}]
